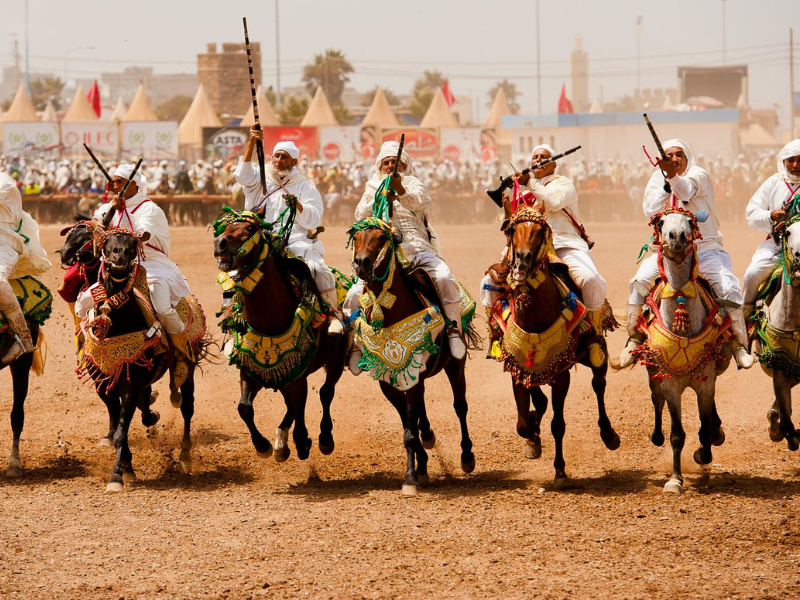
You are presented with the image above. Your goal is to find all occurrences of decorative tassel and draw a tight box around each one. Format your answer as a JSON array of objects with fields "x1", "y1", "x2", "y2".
[{"x1": 673, "y1": 295, "x2": 691, "y2": 334}]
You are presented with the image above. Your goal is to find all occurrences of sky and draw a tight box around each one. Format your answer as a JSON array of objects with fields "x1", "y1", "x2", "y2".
[{"x1": 1, "y1": 0, "x2": 798, "y2": 124}]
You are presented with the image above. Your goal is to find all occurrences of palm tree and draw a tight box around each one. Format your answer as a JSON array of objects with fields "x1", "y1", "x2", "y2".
[
  {"x1": 29, "y1": 76, "x2": 65, "y2": 111},
  {"x1": 406, "y1": 71, "x2": 446, "y2": 121},
  {"x1": 301, "y1": 49, "x2": 354, "y2": 105},
  {"x1": 361, "y1": 86, "x2": 400, "y2": 107},
  {"x1": 278, "y1": 95, "x2": 310, "y2": 126},
  {"x1": 487, "y1": 80, "x2": 521, "y2": 114}
]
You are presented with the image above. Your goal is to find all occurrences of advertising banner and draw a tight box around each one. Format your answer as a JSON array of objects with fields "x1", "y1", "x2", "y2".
[
  {"x1": 381, "y1": 128, "x2": 438, "y2": 160},
  {"x1": 120, "y1": 122, "x2": 179, "y2": 158},
  {"x1": 319, "y1": 126, "x2": 361, "y2": 163},
  {"x1": 2, "y1": 122, "x2": 59, "y2": 153},
  {"x1": 262, "y1": 126, "x2": 318, "y2": 160},
  {"x1": 440, "y1": 128, "x2": 481, "y2": 163},
  {"x1": 61, "y1": 122, "x2": 118, "y2": 155},
  {"x1": 202, "y1": 126, "x2": 248, "y2": 161}
]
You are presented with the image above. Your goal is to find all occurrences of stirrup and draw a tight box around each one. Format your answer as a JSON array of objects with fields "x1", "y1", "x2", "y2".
[{"x1": 448, "y1": 330, "x2": 466, "y2": 360}]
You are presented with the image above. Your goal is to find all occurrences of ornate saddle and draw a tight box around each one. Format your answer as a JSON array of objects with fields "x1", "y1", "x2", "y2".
[{"x1": 0, "y1": 276, "x2": 52, "y2": 334}]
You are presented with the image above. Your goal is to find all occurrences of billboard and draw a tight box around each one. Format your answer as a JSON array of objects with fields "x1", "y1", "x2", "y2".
[
  {"x1": 440, "y1": 128, "x2": 481, "y2": 163},
  {"x1": 262, "y1": 126, "x2": 318, "y2": 160},
  {"x1": 381, "y1": 128, "x2": 438, "y2": 160},
  {"x1": 319, "y1": 126, "x2": 361, "y2": 163},
  {"x1": 2, "y1": 122, "x2": 59, "y2": 153},
  {"x1": 61, "y1": 122, "x2": 118, "y2": 155},
  {"x1": 120, "y1": 122, "x2": 179, "y2": 158},
  {"x1": 202, "y1": 126, "x2": 248, "y2": 161}
]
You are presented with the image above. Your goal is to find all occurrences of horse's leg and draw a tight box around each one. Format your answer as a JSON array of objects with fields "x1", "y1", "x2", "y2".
[
  {"x1": 647, "y1": 366, "x2": 666, "y2": 447},
  {"x1": 178, "y1": 367, "x2": 196, "y2": 473},
  {"x1": 107, "y1": 390, "x2": 136, "y2": 492},
  {"x1": 318, "y1": 341, "x2": 346, "y2": 456},
  {"x1": 274, "y1": 400, "x2": 294, "y2": 463},
  {"x1": 550, "y1": 370, "x2": 570, "y2": 485},
  {"x1": 527, "y1": 386, "x2": 548, "y2": 459},
  {"x1": 773, "y1": 370, "x2": 800, "y2": 451},
  {"x1": 97, "y1": 389, "x2": 120, "y2": 447},
  {"x1": 379, "y1": 382, "x2": 408, "y2": 428},
  {"x1": 693, "y1": 377, "x2": 718, "y2": 466},
  {"x1": 590, "y1": 360, "x2": 620, "y2": 450},
  {"x1": 418, "y1": 392, "x2": 435, "y2": 450},
  {"x1": 237, "y1": 375, "x2": 272, "y2": 458},
  {"x1": 138, "y1": 386, "x2": 160, "y2": 428},
  {"x1": 7, "y1": 356, "x2": 33, "y2": 477},
  {"x1": 402, "y1": 386, "x2": 425, "y2": 496},
  {"x1": 284, "y1": 379, "x2": 312, "y2": 461},
  {"x1": 662, "y1": 381, "x2": 686, "y2": 493},
  {"x1": 767, "y1": 395, "x2": 783, "y2": 442},
  {"x1": 511, "y1": 380, "x2": 537, "y2": 459},
  {"x1": 444, "y1": 358, "x2": 475, "y2": 473}
]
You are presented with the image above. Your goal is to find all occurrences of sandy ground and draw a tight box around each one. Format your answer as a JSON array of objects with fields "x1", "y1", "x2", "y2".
[{"x1": 0, "y1": 217, "x2": 799, "y2": 599}]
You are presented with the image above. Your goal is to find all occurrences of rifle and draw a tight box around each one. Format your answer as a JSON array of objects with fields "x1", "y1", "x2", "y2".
[
  {"x1": 387, "y1": 134, "x2": 405, "y2": 219},
  {"x1": 486, "y1": 145, "x2": 581, "y2": 207},
  {"x1": 643, "y1": 113, "x2": 672, "y2": 193},
  {"x1": 82, "y1": 143, "x2": 112, "y2": 185},
  {"x1": 243, "y1": 17, "x2": 267, "y2": 196},
  {"x1": 103, "y1": 158, "x2": 143, "y2": 229}
]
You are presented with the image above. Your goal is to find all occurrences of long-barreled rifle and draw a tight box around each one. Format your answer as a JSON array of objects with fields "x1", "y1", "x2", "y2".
[
  {"x1": 387, "y1": 133, "x2": 405, "y2": 220},
  {"x1": 82, "y1": 143, "x2": 113, "y2": 186},
  {"x1": 643, "y1": 113, "x2": 672, "y2": 193},
  {"x1": 103, "y1": 158, "x2": 143, "y2": 228},
  {"x1": 243, "y1": 17, "x2": 267, "y2": 196}
]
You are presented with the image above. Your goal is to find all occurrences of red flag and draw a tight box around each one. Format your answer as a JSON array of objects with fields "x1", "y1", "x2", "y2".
[
  {"x1": 557, "y1": 83, "x2": 574, "y2": 114},
  {"x1": 442, "y1": 80, "x2": 456, "y2": 107},
  {"x1": 87, "y1": 80, "x2": 101, "y2": 117}
]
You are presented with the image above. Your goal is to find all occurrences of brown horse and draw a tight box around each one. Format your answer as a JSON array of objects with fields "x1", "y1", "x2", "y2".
[
  {"x1": 349, "y1": 217, "x2": 475, "y2": 496},
  {"x1": 486, "y1": 206, "x2": 619, "y2": 484},
  {"x1": 213, "y1": 209, "x2": 347, "y2": 462}
]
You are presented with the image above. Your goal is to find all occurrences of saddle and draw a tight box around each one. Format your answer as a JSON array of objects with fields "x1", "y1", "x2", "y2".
[{"x1": 0, "y1": 276, "x2": 52, "y2": 334}]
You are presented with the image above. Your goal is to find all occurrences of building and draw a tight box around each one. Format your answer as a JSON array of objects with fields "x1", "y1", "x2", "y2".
[
  {"x1": 570, "y1": 36, "x2": 589, "y2": 113},
  {"x1": 198, "y1": 42, "x2": 262, "y2": 117}
]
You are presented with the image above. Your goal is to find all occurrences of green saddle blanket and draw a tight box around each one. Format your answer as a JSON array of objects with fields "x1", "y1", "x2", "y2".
[
  {"x1": 0, "y1": 276, "x2": 52, "y2": 331},
  {"x1": 756, "y1": 265, "x2": 784, "y2": 307}
]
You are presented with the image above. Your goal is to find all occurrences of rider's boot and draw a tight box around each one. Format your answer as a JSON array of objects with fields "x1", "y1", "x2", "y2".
[
  {"x1": 0, "y1": 282, "x2": 35, "y2": 365},
  {"x1": 444, "y1": 302, "x2": 467, "y2": 360},
  {"x1": 586, "y1": 308, "x2": 607, "y2": 368},
  {"x1": 321, "y1": 288, "x2": 344, "y2": 336},
  {"x1": 617, "y1": 303, "x2": 644, "y2": 368},
  {"x1": 168, "y1": 328, "x2": 195, "y2": 400},
  {"x1": 729, "y1": 307, "x2": 754, "y2": 369},
  {"x1": 346, "y1": 328, "x2": 363, "y2": 376}
]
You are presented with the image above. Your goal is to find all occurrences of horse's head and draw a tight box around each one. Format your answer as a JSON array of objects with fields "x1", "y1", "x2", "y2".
[
  {"x1": 57, "y1": 217, "x2": 96, "y2": 267},
  {"x1": 347, "y1": 218, "x2": 401, "y2": 282},
  {"x1": 212, "y1": 210, "x2": 271, "y2": 273},
  {"x1": 96, "y1": 228, "x2": 149, "y2": 279},
  {"x1": 503, "y1": 207, "x2": 551, "y2": 282},
  {"x1": 781, "y1": 217, "x2": 800, "y2": 280},
  {"x1": 651, "y1": 208, "x2": 704, "y2": 263}
]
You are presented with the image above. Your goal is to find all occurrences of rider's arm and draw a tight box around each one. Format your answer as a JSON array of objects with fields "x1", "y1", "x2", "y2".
[
  {"x1": 232, "y1": 158, "x2": 262, "y2": 209},
  {"x1": 354, "y1": 184, "x2": 375, "y2": 221},
  {"x1": 74, "y1": 284, "x2": 96, "y2": 318},
  {"x1": 667, "y1": 171, "x2": 703, "y2": 204},
  {"x1": 135, "y1": 204, "x2": 171, "y2": 255},
  {"x1": 642, "y1": 170, "x2": 671, "y2": 218},
  {"x1": 526, "y1": 176, "x2": 576, "y2": 211},
  {"x1": 395, "y1": 177, "x2": 431, "y2": 212},
  {"x1": 293, "y1": 183, "x2": 322, "y2": 230},
  {"x1": 746, "y1": 177, "x2": 778, "y2": 233}
]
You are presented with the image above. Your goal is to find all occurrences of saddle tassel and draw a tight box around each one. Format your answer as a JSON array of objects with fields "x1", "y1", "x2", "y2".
[{"x1": 673, "y1": 295, "x2": 691, "y2": 335}]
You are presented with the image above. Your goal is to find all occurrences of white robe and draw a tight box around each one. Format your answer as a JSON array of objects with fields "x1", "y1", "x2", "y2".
[{"x1": 0, "y1": 172, "x2": 51, "y2": 281}]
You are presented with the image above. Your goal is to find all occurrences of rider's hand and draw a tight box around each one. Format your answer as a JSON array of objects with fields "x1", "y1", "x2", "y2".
[
  {"x1": 658, "y1": 158, "x2": 677, "y2": 179},
  {"x1": 285, "y1": 195, "x2": 303, "y2": 213},
  {"x1": 515, "y1": 171, "x2": 531, "y2": 187},
  {"x1": 391, "y1": 174, "x2": 405, "y2": 196},
  {"x1": 249, "y1": 125, "x2": 264, "y2": 142},
  {"x1": 111, "y1": 194, "x2": 124, "y2": 212},
  {"x1": 771, "y1": 209, "x2": 788, "y2": 223}
]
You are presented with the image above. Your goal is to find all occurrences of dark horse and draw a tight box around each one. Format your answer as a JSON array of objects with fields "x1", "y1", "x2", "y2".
[
  {"x1": 212, "y1": 209, "x2": 347, "y2": 462},
  {"x1": 349, "y1": 217, "x2": 475, "y2": 496},
  {"x1": 78, "y1": 228, "x2": 201, "y2": 492},
  {"x1": 486, "y1": 206, "x2": 619, "y2": 485}
]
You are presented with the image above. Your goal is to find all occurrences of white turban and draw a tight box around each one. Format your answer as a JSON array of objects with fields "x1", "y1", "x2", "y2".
[
  {"x1": 375, "y1": 141, "x2": 412, "y2": 175},
  {"x1": 113, "y1": 163, "x2": 146, "y2": 192},
  {"x1": 273, "y1": 141, "x2": 299, "y2": 160},
  {"x1": 662, "y1": 139, "x2": 695, "y2": 171},
  {"x1": 777, "y1": 139, "x2": 800, "y2": 183},
  {"x1": 531, "y1": 144, "x2": 556, "y2": 160}
]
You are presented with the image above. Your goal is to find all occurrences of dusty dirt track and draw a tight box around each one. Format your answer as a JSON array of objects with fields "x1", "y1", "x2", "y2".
[{"x1": 1, "y1": 218, "x2": 799, "y2": 599}]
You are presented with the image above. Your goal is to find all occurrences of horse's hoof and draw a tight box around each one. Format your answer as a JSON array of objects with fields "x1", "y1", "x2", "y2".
[
  {"x1": 149, "y1": 391, "x2": 158, "y2": 405},
  {"x1": 552, "y1": 472, "x2": 569, "y2": 489},
  {"x1": 143, "y1": 411, "x2": 160, "y2": 428},
  {"x1": 768, "y1": 410, "x2": 783, "y2": 442},
  {"x1": 401, "y1": 484, "x2": 417, "y2": 497},
  {"x1": 178, "y1": 459, "x2": 192, "y2": 474},
  {"x1": 650, "y1": 430, "x2": 665, "y2": 447},
  {"x1": 693, "y1": 447, "x2": 712, "y2": 465},
  {"x1": 461, "y1": 455, "x2": 476, "y2": 474},
  {"x1": 122, "y1": 471, "x2": 137, "y2": 484},
  {"x1": 524, "y1": 439, "x2": 542, "y2": 460},
  {"x1": 602, "y1": 430, "x2": 621, "y2": 451},
  {"x1": 296, "y1": 442, "x2": 312, "y2": 462},
  {"x1": 105, "y1": 481, "x2": 124, "y2": 493},
  {"x1": 256, "y1": 445, "x2": 274, "y2": 460},
  {"x1": 421, "y1": 431, "x2": 436, "y2": 450},
  {"x1": 318, "y1": 440, "x2": 335, "y2": 456},
  {"x1": 98, "y1": 437, "x2": 113, "y2": 448},
  {"x1": 663, "y1": 479, "x2": 683, "y2": 494},
  {"x1": 170, "y1": 390, "x2": 182, "y2": 409},
  {"x1": 711, "y1": 427, "x2": 725, "y2": 446},
  {"x1": 417, "y1": 474, "x2": 430, "y2": 486},
  {"x1": 6, "y1": 464, "x2": 22, "y2": 478},
  {"x1": 788, "y1": 434, "x2": 800, "y2": 452},
  {"x1": 274, "y1": 446, "x2": 290, "y2": 463}
]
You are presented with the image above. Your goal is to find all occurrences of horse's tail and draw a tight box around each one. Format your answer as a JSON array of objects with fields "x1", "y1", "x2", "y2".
[{"x1": 194, "y1": 330, "x2": 220, "y2": 367}]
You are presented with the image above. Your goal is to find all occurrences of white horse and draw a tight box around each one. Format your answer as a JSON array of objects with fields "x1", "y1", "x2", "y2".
[
  {"x1": 631, "y1": 210, "x2": 732, "y2": 493},
  {"x1": 753, "y1": 218, "x2": 800, "y2": 450}
]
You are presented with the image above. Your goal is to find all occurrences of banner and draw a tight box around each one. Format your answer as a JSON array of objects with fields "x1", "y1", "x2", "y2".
[
  {"x1": 2, "y1": 122, "x2": 59, "y2": 153},
  {"x1": 262, "y1": 126, "x2": 318, "y2": 160},
  {"x1": 319, "y1": 127, "x2": 361, "y2": 163},
  {"x1": 440, "y1": 128, "x2": 481, "y2": 163},
  {"x1": 120, "y1": 122, "x2": 179, "y2": 158},
  {"x1": 202, "y1": 126, "x2": 248, "y2": 161},
  {"x1": 359, "y1": 125, "x2": 379, "y2": 162},
  {"x1": 61, "y1": 122, "x2": 118, "y2": 155},
  {"x1": 382, "y1": 128, "x2": 437, "y2": 160},
  {"x1": 480, "y1": 128, "x2": 498, "y2": 162}
]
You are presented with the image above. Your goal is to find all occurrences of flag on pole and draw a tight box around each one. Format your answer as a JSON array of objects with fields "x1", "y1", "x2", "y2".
[
  {"x1": 557, "y1": 83, "x2": 574, "y2": 114},
  {"x1": 87, "y1": 80, "x2": 101, "y2": 118},
  {"x1": 442, "y1": 80, "x2": 456, "y2": 107}
]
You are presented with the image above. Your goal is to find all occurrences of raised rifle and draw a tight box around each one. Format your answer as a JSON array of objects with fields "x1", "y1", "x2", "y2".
[
  {"x1": 643, "y1": 113, "x2": 672, "y2": 193},
  {"x1": 485, "y1": 145, "x2": 581, "y2": 207},
  {"x1": 387, "y1": 133, "x2": 404, "y2": 219},
  {"x1": 103, "y1": 158, "x2": 143, "y2": 228},
  {"x1": 243, "y1": 17, "x2": 267, "y2": 196},
  {"x1": 82, "y1": 143, "x2": 113, "y2": 185}
]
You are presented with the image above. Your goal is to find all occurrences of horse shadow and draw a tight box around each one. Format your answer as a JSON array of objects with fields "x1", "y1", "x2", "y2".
[
  {"x1": 137, "y1": 463, "x2": 257, "y2": 491},
  {"x1": 544, "y1": 468, "x2": 654, "y2": 496},
  {"x1": 0, "y1": 454, "x2": 89, "y2": 486},
  {"x1": 682, "y1": 472, "x2": 800, "y2": 498}
]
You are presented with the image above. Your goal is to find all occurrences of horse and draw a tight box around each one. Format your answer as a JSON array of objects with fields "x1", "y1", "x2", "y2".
[
  {"x1": 0, "y1": 279, "x2": 51, "y2": 476},
  {"x1": 212, "y1": 209, "x2": 347, "y2": 463},
  {"x1": 624, "y1": 208, "x2": 732, "y2": 493},
  {"x1": 77, "y1": 228, "x2": 206, "y2": 492},
  {"x1": 349, "y1": 217, "x2": 476, "y2": 496},
  {"x1": 485, "y1": 205, "x2": 619, "y2": 485},
  {"x1": 751, "y1": 216, "x2": 800, "y2": 451}
]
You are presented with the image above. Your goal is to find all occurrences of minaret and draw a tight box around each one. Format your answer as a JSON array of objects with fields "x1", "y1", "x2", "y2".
[{"x1": 570, "y1": 36, "x2": 589, "y2": 113}]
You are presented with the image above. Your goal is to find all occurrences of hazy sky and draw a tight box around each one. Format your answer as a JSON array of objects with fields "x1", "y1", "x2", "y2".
[{"x1": 1, "y1": 0, "x2": 798, "y2": 122}]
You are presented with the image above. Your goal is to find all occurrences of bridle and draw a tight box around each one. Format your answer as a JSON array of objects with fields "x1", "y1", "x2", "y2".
[
  {"x1": 504, "y1": 207, "x2": 551, "y2": 283},
  {"x1": 60, "y1": 221, "x2": 99, "y2": 269}
]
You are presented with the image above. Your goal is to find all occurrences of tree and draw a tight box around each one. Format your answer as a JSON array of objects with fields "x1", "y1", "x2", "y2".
[
  {"x1": 301, "y1": 49, "x2": 354, "y2": 105},
  {"x1": 361, "y1": 86, "x2": 400, "y2": 107},
  {"x1": 155, "y1": 95, "x2": 194, "y2": 122},
  {"x1": 278, "y1": 94, "x2": 310, "y2": 126},
  {"x1": 406, "y1": 71, "x2": 446, "y2": 121},
  {"x1": 332, "y1": 103, "x2": 353, "y2": 125},
  {"x1": 29, "y1": 76, "x2": 65, "y2": 111},
  {"x1": 487, "y1": 80, "x2": 521, "y2": 115}
]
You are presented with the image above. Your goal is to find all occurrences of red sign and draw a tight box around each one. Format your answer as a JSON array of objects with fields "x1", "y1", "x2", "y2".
[
  {"x1": 381, "y1": 128, "x2": 438, "y2": 159},
  {"x1": 443, "y1": 145, "x2": 461, "y2": 161},
  {"x1": 262, "y1": 127, "x2": 318, "y2": 160},
  {"x1": 322, "y1": 142, "x2": 340, "y2": 160}
]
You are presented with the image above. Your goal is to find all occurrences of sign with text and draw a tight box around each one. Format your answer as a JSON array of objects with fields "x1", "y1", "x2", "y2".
[
  {"x1": 381, "y1": 128, "x2": 438, "y2": 160},
  {"x1": 261, "y1": 126, "x2": 318, "y2": 160},
  {"x1": 2, "y1": 122, "x2": 59, "y2": 153},
  {"x1": 120, "y1": 122, "x2": 179, "y2": 158},
  {"x1": 202, "y1": 126, "x2": 248, "y2": 161},
  {"x1": 440, "y1": 128, "x2": 481, "y2": 163},
  {"x1": 319, "y1": 127, "x2": 361, "y2": 163},
  {"x1": 61, "y1": 122, "x2": 118, "y2": 155}
]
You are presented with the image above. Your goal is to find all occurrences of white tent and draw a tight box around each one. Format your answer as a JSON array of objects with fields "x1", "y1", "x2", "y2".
[
  {"x1": 483, "y1": 87, "x2": 511, "y2": 129},
  {"x1": 122, "y1": 84, "x2": 159, "y2": 122},
  {"x1": 63, "y1": 84, "x2": 98, "y2": 121},
  {"x1": 362, "y1": 87, "x2": 401, "y2": 129},
  {"x1": 300, "y1": 86, "x2": 339, "y2": 127},
  {"x1": 420, "y1": 88, "x2": 459, "y2": 128},
  {"x1": 178, "y1": 84, "x2": 222, "y2": 147},
  {"x1": 241, "y1": 85, "x2": 280, "y2": 127}
]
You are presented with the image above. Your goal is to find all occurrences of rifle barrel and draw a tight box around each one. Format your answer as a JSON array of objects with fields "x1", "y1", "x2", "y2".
[
  {"x1": 243, "y1": 17, "x2": 267, "y2": 195},
  {"x1": 82, "y1": 143, "x2": 112, "y2": 184}
]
